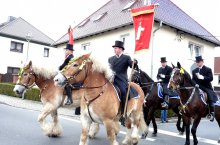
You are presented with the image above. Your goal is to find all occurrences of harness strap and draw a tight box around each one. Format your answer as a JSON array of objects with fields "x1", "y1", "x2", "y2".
[{"x1": 84, "y1": 91, "x2": 104, "y2": 123}]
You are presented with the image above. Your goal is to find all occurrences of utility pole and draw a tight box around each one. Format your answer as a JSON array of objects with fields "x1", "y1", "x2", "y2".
[{"x1": 25, "y1": 32, "x2": 32, "y2": 62}]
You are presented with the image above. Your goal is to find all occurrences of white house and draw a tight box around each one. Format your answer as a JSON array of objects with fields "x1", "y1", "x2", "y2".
[
  {"x1": 54, "y1": 0, "x2": 220, "y2": 87},
  {"x1": 0, "y1": 17, "x2": 63, "y2": 82}
]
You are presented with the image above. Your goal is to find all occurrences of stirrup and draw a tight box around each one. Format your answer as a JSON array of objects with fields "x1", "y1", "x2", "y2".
[
  {"x1": 161, "y1": 102, "x2": 168, "y2": 109},
  {"x1": 207, "y1": 113, "x2": 214, "y2": 122}
]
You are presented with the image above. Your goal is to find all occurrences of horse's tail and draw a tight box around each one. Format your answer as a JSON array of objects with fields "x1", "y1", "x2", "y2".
[{"x1": 139, "y1": 111, "x2": 148, "y2": 136}]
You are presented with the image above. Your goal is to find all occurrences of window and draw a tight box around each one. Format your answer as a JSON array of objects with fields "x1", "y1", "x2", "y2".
[
  {"x1": 122, "y1": 1, "x2": 136, "y2": 11},
  {"x1": 44, "y1": 48, "x2": 49, "y2": 57},
  {"x1": 81, "y1": 43, "x2": 90, "y2": 51},
  {"x1": 219, "y1": 76, "x2": 220, "y2": 84},
  {"x1": 78, "y1": 19, "x2": 90, "y2": 28},
  {"x1": 188, "y1": 43, "x2": 203, "y2": 58},
  {"x1": 10, "y1": 41, "x2": 23, "y2": 53},
  {"x1": 94, "y1": 12, "x2": 107, "y2": 22},
  {"x1": 7, "y1": 67, "x2": 20, "y2": 74},
  {"x1": 120, "y1": 34, "x2": 130, "y2": 48}
]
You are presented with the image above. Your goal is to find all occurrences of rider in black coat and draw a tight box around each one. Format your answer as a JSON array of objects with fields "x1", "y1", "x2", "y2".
[
  {"x1": 192, "y1": 56, "x2": 218, "y2": 122},
  {"x1": 157, "y1": 57, "x2": 173, "y2": 108},
  {"x1": 108, "y1": 40, "x2": 138, "y2": 120},
  {"x1": 59, "y1": 43, "x2": 74, "y2": 105}
]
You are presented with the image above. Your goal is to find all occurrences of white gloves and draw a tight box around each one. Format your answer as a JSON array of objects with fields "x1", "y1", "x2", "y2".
[
  {"x1": 160, "y1": 74, "x2": 165, "y2": 78},
  {"x1": 196, "y1": 73, "x2": 204, "y2": 80},
  {"x1": 157, "y1": 79, "x2": 163, "y2": 82}
]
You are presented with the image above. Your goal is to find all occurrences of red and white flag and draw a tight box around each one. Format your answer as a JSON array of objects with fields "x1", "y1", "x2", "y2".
[
  {"x1": 68, "y1": 25, "x2": 74, "y2": 45},
  {"x1": 131, "y1": 5, "x2": 155, "y2": 53}
]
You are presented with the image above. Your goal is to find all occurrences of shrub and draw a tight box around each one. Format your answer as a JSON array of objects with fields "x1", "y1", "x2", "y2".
[{"x1": 0, "y1": 83, "x2": 40, "y2": 101}]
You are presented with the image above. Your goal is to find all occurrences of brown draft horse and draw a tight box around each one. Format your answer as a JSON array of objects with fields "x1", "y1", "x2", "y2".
[
  {"x1": 54, "y1": 54, "x2": 147, "y2": 145},
  {"x1": 131, "y1": 66, "x2": 184, "y2": 138},
  {"x1": 168, "y1": 62, "x2": 220, "y2": 145},
  {"x1": 13, "y1": 61, "x2": 99, "y2": 138}
]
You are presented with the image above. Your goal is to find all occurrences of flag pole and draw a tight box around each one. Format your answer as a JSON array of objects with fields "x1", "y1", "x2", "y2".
[{"x1": 122, "y1": 59, "x2": 135, "y2": 119}]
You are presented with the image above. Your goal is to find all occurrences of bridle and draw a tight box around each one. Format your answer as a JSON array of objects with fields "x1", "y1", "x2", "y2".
[{"x1": 17, "y1": 70, "x2": 36, "y2": 89}]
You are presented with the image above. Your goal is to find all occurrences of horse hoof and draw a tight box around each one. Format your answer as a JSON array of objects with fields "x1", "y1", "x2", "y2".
[
  {"x1": 47, "y1": 134, "x2": 58, "y2": 138},
  {"x1": 141, "y1": 133, "x2": 147, "y2": 139},
  {"x1": 218, "y1": 140, "x2": 220, "y2": 143},
  {"x1": 152, "y1": 132, "x2": 157, "y2": 137},
  {"x1": 179, "y1": 131, "x2": 184, "y2": 135},
  {"x1": 184, "y1": 143, "x2": 190, "y2": 145}
]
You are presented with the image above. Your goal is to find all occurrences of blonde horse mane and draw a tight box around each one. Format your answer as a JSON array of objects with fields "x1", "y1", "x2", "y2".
[
  {"x1": 32, "y1": 65, "x2": 58, "y2": 79},
  {"x1": 89, "y1": 54, "x2": 113, "y2": 80}
]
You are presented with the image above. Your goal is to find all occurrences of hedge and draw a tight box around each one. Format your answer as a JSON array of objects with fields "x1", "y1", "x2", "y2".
[{"x1": 0, "y1": 83, "x2": 40, "y2": 101}]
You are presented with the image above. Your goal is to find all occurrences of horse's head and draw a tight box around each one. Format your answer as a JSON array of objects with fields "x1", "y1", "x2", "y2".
[
  {"x1": 54, "y1": 54, "x2": 91, "y2": 87},
  {"x1": 13, "y1": 61, "x2": 36, "y2": 95},
  {"x1": 168, "y1": 62, "x2": 192, "y2": 90}
]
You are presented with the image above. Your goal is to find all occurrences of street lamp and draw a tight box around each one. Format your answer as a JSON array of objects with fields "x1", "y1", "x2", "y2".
[{"x1": 25, "y1": 32, "x2": 32, "y2": 62}]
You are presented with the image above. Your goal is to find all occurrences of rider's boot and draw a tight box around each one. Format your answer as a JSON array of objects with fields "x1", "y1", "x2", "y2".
[
  {"x1": 65, "y1": 85, "x2": 73, "y2": 105},
  {"x1": 207, "y1": 103, "x2": 215, "y2": 122},
  {"x1": 161, "y1": 95, "x2": 169, "y2": 109}
]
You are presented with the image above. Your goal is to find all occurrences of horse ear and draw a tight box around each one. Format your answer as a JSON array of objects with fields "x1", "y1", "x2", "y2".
[
  {"x1": 29, "y1": 61, "x2": 32, "y2": 66},
  {"x1": 177, "y1": 62, "x2": 181, "y2": 69},
  {"x1": 171, "y1": 62, "x2": 175, "y2": 68}
]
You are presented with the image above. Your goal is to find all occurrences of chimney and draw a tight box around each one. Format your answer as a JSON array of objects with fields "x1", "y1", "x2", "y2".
[{"x1": 7, "y1": 16, "x2": 16, "y2": 22}]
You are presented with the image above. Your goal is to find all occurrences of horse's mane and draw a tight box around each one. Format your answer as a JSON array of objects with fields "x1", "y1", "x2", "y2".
[
  {"x1": 140, "y1": 69, "x2": 154, "y2": 82},
  {"x1": 89, "y1": 55, "x2": 113, "y2": 79},
  {"x1": 31, "y1": 64, "x2": 58, "y2": 79},
  {"x1": 183, "y1": 69, "x2": 196, "y2": 86}
]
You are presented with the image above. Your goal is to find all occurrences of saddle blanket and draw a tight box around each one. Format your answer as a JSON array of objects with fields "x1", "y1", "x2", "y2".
[{"x1": 157, "y1": 83, "x2": 180, "y2": 99}]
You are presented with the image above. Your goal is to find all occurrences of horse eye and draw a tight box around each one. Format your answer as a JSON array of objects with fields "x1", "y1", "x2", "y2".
[
  {"x1": 73, "y1": 64, "x2": 78, "y2": 67},
  {"x1": 23, "y1": 73, "x2": 28, "y2": 76}
]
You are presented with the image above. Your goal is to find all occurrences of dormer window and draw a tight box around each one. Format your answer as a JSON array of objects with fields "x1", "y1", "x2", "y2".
[
  {"x1": 94, "y1": 12, "x2": 108, "y2": 22},
  {"x1": 122, "y1": 1, "x2": 136, "y2": 11},
  {"x1": 78, "y1": 19, "x2": 90, "y2": 28}
]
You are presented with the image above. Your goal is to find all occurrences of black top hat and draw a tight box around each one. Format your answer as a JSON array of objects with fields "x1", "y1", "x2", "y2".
[
  {"x1": 160, "y1": 57, "x2": 167, "y2": 63},
  {"x1": 65, "y1": 43, "x2": 74, "y2": 51},
  {"x1": 195, "y1": 56, "x2": 204, "y2": 63},
  {"x1": 112, "y1": 40, "x2": 124, "y2": 50}
]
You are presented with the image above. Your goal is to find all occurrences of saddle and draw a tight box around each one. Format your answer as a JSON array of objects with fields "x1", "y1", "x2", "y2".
[
  {"x1": 157, "y1": 83, "x2": 180, "y2": 99},
  {"x1": 113, "y1": 85, "x2": 139, "y2": 102}
]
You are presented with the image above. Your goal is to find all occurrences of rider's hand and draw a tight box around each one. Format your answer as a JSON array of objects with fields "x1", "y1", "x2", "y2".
[
  {"x1": 160, "y1": 74, "x2": 165, "y2": 78},
  {"x1": 196, "y1": 73, "x2": 204, "y2": 80}
]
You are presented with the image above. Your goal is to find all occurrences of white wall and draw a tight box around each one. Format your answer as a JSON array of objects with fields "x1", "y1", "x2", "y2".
[
  {"x1": 57, "y1": 23, "x2": 217, "y2": 85},
  {"x1": 0, "y1": 36, "x2": 62, "y2": 73}
]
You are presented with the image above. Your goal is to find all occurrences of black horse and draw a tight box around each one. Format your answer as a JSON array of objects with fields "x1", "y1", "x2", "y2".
[
  {"x1": 168, "y1": 62, "x2": 220, "y2": 145},
  {"x1": 131, "y1": 65, "x2": 184, "y2": 138}
]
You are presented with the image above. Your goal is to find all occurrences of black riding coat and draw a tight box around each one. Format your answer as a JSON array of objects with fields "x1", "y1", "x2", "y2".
[
  {"x1": 59, "y1": 54, "x2": 73, "y2": 71},
  {"x1": 192, "y1": 65, "x2": 213, "y2": 90},
  {"x1": 156, "y1": 65, "x2": 173, "y2": 84},
  {"x1": 192, "y1": 65, "x2": 217, "y2": 103},
  {"x1": 108, "y1": 54, "x2": 135, "y2": 98}
]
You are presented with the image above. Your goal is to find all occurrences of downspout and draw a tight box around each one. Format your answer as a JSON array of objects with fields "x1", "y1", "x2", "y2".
[{"x1": 150, "y1": 20, "x2": 163, "y2": 78}]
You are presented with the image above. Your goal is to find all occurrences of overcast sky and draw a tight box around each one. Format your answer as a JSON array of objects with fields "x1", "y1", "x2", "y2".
[{"x1": 0, "y1": 0, "x2": 220, "y2": 41}]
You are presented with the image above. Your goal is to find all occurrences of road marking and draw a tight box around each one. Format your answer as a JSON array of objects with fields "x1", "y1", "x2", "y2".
[
  {"x1": 61, "y1": 116, "x2": 219, "y2": 144},
  {"x1": 149, "y1": 128, "x2": 219, "y2": 145}
]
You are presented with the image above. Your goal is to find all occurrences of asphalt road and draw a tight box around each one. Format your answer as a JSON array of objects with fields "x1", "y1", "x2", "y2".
[{"x1": 0, "y1": 103, "x2": 220, "y2": 145}]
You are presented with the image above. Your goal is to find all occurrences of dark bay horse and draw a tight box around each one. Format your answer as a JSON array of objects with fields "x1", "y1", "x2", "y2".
[
  {"x1": 168, "y1": 62, "x2": 220, "y2": 145},
  {"x1": 131, "y1": 66, "x2": 184, "y2": 137},
  {"x1": 54, "y1": 54, "x2": 147, "y2": 145}
]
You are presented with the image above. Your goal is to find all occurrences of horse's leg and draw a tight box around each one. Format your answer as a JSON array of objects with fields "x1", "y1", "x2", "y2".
[
  {"x1": 214, "y1": 106, "x2": 220, "y2": 143},
  {"x1": 183, "y1": 116, "x2": 191, "y2": 145},
  {"x1": 88, "y1": 122, "x2": 99, "y2": 139},
  {"x1": 122, "y1": 118, "x2": 132, "y2": 145},
  {"x1": 151, "y1": 116, "x2": 157, "y2": 137},
  {"x1": 172, "y1": 107, "x2": 184, "y2": 134},
  {"x1": 141, "y1": 106, "x2": 151, "y2": 139},
  {"x1": 79, "y1": 114, "x2": 91, "y2": 145},
  {"x1": 38, "y1": 103, "x2": 55, "y2": 136},
  {"x1": 191, "y1": 116, "x2": 201, "y2": 145},
  {"x1": 49, "y1": 109, "x2": 62, "y2": 137},
  {"x1": 103, "y1": 119, "x2": 119, "y2": 145}
]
